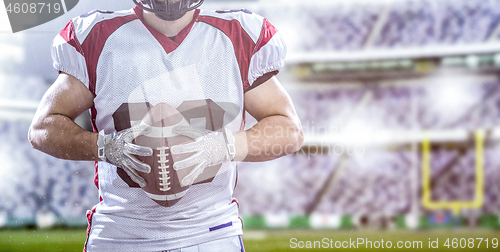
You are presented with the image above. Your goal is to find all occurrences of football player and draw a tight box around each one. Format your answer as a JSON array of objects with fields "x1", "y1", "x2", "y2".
[{"x1": 28, "y1": 0, "x2": 303, "y2": 251}]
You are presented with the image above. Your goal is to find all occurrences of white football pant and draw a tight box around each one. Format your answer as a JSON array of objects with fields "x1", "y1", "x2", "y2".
[{"x1": 159, "y1": 235, "x2": 245, "y2": 252}]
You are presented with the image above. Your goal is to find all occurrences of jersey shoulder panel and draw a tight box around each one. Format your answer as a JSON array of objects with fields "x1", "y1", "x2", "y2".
[
  {"x1": 198, "y1": 9, "x2": 264, "y2": 43},
  {"x1": 71, "y1": 8, "x2": 137, "y2": 44}
]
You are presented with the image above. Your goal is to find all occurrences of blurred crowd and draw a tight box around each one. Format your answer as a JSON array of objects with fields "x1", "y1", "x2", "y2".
[
  {"x1": 0, "y1": 121, "x2": 97, "y2": 225},
  {"x1": 259, "y1": 0, "x2": 500, "y2": 52}
]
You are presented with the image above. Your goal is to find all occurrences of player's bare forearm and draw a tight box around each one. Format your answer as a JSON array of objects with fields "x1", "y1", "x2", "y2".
[
  {"x1": 29, "y1": 113, "x2": 99, "y2": 161},
  {"x1": 233, "y1": 114, "x2": 303, "y2": 162},
  {"x1": 28, "y1": 72, "x2": 98, "y2": 161},
  {"x1": 237, "y1": 76, "x2": 304, "y2": 162}
]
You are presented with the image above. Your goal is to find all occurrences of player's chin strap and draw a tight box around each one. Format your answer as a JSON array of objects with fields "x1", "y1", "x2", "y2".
[
  {"x1": 97, "y1": 124, "x2": 153, "y2": 187},
  {"x1": 170, "y1": 126, "x2": 236, "y2": 187}
]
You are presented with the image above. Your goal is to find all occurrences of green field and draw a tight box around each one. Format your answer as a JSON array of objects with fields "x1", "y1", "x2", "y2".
[{"x1": 0, "y1": 228, "x2": 499, "y2": 251}]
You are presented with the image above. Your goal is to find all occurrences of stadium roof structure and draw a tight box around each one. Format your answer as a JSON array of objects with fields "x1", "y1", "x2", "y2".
[
  {"x1": 287, "y1": 43, "x2": 500, "y2": 65},
  {"x1": 282, "y1": 0, "x2": 500, "y2": 65},
  {"x1": 0, "y1": 99, "x2": 39, "y2": 122},
  {"x1": 303, "y1": 128, "x2": 500, "y2": 148}
]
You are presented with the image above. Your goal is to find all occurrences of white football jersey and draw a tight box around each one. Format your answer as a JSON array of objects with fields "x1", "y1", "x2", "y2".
[{"x1": 51, "y1": 6, "x2": 286, "y2": 252}]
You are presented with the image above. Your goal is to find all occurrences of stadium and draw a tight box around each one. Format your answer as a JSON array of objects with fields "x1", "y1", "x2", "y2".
[{"x1": 0, "y1": 0, "x2": 499, "y2": 251}]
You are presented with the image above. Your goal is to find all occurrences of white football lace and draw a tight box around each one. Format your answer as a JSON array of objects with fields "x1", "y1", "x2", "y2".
[{"x1": 157, "y1": 146, "x2": 171, "y2": 191}]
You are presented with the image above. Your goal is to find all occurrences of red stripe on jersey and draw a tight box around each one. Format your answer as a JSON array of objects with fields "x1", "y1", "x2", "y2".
[
  {"x1": 81, "y1": 14, "x2": 137, "y2": 95},
  {"x1": 134, "y1": 7, "x2": 200, "y2": 54},
  {"x1": 90, "y1": 105, "x2": 98, "y2": 133},
  {"x1": 80, "y1": 14, "x2": 137, "y2": 197},
  {"x1": 176, "y1": 9, "x2": 200, "y2": 44},
  {"x1": 93, "y1": 161, "x2": 99, "y2": 189},
  {"x1": 253, "y1": 18, "x2": 277, "y2": 55},
  {"x1": 84, "y1": 206, "x2": 97, "y2": 252},
  {"x1": 59, "y1": 20, "x2": 84, "y2": 56},
  {"x1": 238, "y1": 216, "x2": 244, "y2": 229},
  {"x1": 234, "y1": 166, "x2": 239, "y2": 191},
  {"x1": 232, "y1": 198, "x2": 239, "y2": 208},
  {"x1": 197, "y1": 16, "x2": 256, "y2": 92}
]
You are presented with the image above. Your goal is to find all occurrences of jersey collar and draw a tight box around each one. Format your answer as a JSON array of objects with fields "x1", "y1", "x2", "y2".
[{"x1": 134, "y1": 6, "x2": 200, "y2": 54}]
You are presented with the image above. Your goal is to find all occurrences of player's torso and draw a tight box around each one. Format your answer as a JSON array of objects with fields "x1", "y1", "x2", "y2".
[
  {"x1": 86, "y1": 10, "x2": 244, "y2": 241},
  {"x1": 93, "y1": 18, "x2": 244, "y2": 134}
]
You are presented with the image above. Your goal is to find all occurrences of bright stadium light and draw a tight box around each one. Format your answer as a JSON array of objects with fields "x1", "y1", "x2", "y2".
[
  {"x1": 428, "y1": 78, "x2": 480, "y2": 120},
  {"x1": 494, "y1": 53, "x2": 500, "y2": 67},
  {"x1": 36, "y1": 211, "x2": 57, "y2": 229},
  {"x1": 465, "y1": 55, "x2": 480, "y2": 69},
  {"x1": 340, "y1": 118, "x2": 380, "y2": 146},
  {"x1": 0, "y1": 211, "x2": 6, "y2": 227},
  {"x1": 0, "y1": 3, "x2": 11, "y2": 33}
]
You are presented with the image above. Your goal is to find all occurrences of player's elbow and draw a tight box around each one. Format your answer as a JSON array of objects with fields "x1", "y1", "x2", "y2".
[
  {"x1": 286, "y1": 119, "x2": 304, "y2": 154},
  {"x1": 27, "y1": 126, "x2": 38, "y2": 149},
  {"x1": 27, "y1": 123, "x2": 46, "y2": 151}
]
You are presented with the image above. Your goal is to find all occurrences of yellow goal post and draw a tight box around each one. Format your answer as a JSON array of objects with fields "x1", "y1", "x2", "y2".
[{"x1": 421, "y1": 130, "x2": 485, "y2": 216}]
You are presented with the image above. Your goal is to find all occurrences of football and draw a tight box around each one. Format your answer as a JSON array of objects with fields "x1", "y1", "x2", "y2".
[
  {"x1": 132, "y1": 102, "x2": 224, "y2": 207},
  {"x1": 133, "y1": 102, "x2": 192, "y2": 207}
]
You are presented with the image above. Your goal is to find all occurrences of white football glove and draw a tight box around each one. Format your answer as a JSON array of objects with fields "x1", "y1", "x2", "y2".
[
  {"x1": 97, "y1": 124, "x2": 153, "y2": 187},
  {"x1": 170, "y1": 126, "x2": 236, "y2": 187}
]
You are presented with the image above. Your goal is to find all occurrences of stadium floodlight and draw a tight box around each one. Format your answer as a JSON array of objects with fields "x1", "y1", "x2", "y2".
[
  {"x1": 0, "y1": 212, "x2": 6, "y2": 228},
  {"x1": 465, "y1": 55, "x2": 480, "y2": 69},
  {"x1": 494, "y1": 53, "x2": 500, "y2": 67},
  {"x1": 421, "y1": 130, "x2": 485, "y2": 216}
]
